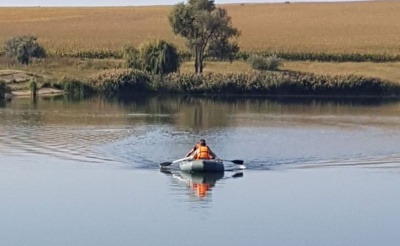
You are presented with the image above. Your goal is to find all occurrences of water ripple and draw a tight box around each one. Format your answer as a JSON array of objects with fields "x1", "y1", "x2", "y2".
[{"x1": 0, "y1": 124, "x2": 131, "y2": 165}]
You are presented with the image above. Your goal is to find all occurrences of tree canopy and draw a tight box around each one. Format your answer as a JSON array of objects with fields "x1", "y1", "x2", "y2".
[
  {"x1": 169, "y1": 0, "x2": 240, "y2": 73},
  {"x1": 3, "y1": 35, "x2": 46, "y2": 64},
  {"x1": 139, "y1": 40, "x2": 180, "y2": 75},
  {"x1": 124, "y1": 39, "x2": 180, "y2": 75}
]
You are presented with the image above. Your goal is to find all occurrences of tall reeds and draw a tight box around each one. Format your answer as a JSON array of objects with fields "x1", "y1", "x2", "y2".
[
  {"x1": 88, "y1": 69, "x2": 400, "y2": 97},
  {"x1": 29, "y1": 79, "x2": 37, "y2": 98}
]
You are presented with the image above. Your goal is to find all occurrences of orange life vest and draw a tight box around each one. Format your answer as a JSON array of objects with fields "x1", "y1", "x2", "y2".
[{"x1": 195, "y1": 146, "x2": 211, "y2": 160}]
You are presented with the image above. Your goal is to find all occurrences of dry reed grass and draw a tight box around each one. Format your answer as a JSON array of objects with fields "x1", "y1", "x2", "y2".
[{"x1": 0, "y1": 1, "x2": 399, "y2": 54}]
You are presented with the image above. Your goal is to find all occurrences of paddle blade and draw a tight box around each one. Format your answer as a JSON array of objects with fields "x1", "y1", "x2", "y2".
[
  {"x1": 159, "y1": 162, "x2": 172, "y2": 167},
  {"x1": 230, "y1": 159, "x2": 244, "y2": 165},
  {"x1": 232, "y1": 172, "x2": 244, "y2": 178}
]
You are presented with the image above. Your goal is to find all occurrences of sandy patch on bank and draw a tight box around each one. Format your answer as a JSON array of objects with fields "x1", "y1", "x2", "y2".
[
  {"x1": 0, "y1": 70, "x2": 36, "y2": 83},
  {"x1": 11, "y1": 88, "x2": 64, "y2": 97},
  {"x1": 1, "y1": 70, "x2": 63, "y2": 97}
]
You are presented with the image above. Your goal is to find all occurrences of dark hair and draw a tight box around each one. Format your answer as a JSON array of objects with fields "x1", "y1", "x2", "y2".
[{"x1": 199, "y1": 139, "x2": 206, "y2": 146}]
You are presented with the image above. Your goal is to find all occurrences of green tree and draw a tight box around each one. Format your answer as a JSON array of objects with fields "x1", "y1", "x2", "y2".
[
  {"x1": 169, "y1": 0, "x2": 240, "y2": 73},
  {"x1": 3, "y1": 35, "x2": 46, "y2": 64},
  {"x1": 207, "y1": 34, "x2": 240, "y2": 62},
  {"x1": 137, "y1": 39, "x2": 180, "y2": 75}
]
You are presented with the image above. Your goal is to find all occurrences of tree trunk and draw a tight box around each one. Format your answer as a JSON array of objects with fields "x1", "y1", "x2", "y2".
[
  {"x1": 199, "y1": 47, "x2": 204, "y2": 74},
  {"x1": 194, "y1": 45, "x2": 199, "y2": 74},
  {"x1": 194, "y1": 57, "x2": 198, "y2": 74},
  {"x1": 199, "y1": 58, "x2": 203, "y2": 73}
]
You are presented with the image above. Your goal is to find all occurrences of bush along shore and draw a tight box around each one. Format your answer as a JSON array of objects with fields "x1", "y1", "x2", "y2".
[
  {"x1": 3, "y1": 70, "x2": 400, "y2": 100},
  {"x1": 72, "y1": 69, "x2": 400, "y2": 98}
]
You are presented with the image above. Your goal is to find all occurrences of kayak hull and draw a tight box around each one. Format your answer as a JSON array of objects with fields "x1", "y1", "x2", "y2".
[{"x1": 179, "y1": 159, "x2": 225, "y2": 173}]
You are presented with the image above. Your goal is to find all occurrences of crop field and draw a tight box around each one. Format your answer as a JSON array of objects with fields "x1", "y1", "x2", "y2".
[{"x1": 0, "y1": 1, "x2": 399, "y2": 55}]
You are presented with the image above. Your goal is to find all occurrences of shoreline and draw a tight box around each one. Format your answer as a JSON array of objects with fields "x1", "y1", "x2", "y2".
[
  {"x1": 9, "y1": 88, "x2": 64, "y2": 97},
  {"x1": 2, "y1": 68, "x2": 400, "y2": 99}
]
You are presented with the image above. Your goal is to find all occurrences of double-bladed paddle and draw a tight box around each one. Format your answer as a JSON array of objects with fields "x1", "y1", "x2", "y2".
[
  {"x1": 159, "y1": 157, "x2": 192, "y2": 167},
  {"x1": 220, "y1": 159, "x2": 244, "y2": 165},
  {"x1": 160, "y1": 158, "x2": 244, "y2": 167}
]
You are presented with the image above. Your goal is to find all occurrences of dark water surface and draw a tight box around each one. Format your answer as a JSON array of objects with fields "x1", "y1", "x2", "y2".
[{"x1": 1, "y1": 95, "x2": 400, "y2": 246}]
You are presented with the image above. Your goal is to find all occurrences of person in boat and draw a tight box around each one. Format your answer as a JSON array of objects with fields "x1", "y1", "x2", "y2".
[{"x1": 185, "y1": 139, "x2": 218, "y2": 160}]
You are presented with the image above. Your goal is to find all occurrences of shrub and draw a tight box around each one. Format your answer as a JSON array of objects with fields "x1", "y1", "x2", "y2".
[
  {"x1": 60, "y1": 76, "x2": 93, "y2": 98},
  {"x1": 3, "y1": 35, "x2": 46, "y2": 64},
  {"x1": 138, "y1": 39, "x2": 180, "y2": 75},
  {"x1": 90, "y1": 69, "x2": 151, "y2": 97},
  {"x1": 248, "y1": 54, "x2": 283, "y2": 71}
]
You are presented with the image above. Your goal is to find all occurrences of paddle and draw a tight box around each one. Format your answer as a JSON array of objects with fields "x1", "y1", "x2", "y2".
[
  {"x1": 159, "y1": 157, "x2": 192, "y2": 167},
  {"x1": 220, "y1": 159, "x2": 244, "y2": 165},
  {"x1": 232, "y1": 172, "x2": 244, "y2": 178},
  {"x1": 160, "y1": 157, "x2": 244, "y2": 167}
]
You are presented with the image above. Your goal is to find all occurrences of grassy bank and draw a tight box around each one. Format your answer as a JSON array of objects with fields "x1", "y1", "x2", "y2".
[
  {"x1": 69, "y1": 68, "x2": 400, "y2": 97},
  {"x1": 3, "y1": 64, "x2": 400, "y2": 98},
  {"x1": 1, "y1": 58, "x2": 400, "y2": 96}
]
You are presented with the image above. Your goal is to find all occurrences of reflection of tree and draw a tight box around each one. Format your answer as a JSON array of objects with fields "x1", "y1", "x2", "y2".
[
  {"x1": 147, "y1": 95, "x2": 400, "y2": 129},
  {"x1": 175, "y1": 96, "x2": 232, "y2": 129},
  {"x1": 3, "y1": 94, "x2": 400, "y2": 128},
  {"x1": 117, "y1": 95, "x2": 233, "y2": 129}
]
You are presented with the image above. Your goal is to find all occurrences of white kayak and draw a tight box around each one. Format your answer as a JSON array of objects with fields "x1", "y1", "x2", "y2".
[{"x1": 179, "y1": 159, "x2": 225, "y2": 173}]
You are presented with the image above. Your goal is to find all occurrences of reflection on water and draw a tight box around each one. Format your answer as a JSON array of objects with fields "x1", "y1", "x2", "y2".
[
  {"x1": 2, "y1": 95, "x2": 400, "y2": 246},
  {"x1": 1, "y1": 95, "x2": 400, "y2": 170},
  {"x1": 160, "y1": 169, "x2": 243, "y2": 201}
]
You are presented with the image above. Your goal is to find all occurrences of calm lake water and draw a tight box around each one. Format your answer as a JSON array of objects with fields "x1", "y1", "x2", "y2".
[{"x1": 1, "y1": 95, "x2": 400, "y2": 246}]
